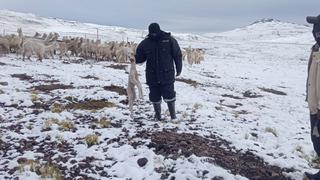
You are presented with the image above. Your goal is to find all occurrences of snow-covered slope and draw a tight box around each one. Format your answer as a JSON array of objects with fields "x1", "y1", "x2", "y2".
[
  {"x1": 204, "y1": 18, "x2": 313, "y2": 44},
  {"x1": 0, "y1": 9, "x2": 212, "y2": 44},
  {"x1": 0, "y1": 10, "x2": 317, "y2": 180},
  {"x1": 0, "y1": 9, "x2": 147, "y2": 42}
]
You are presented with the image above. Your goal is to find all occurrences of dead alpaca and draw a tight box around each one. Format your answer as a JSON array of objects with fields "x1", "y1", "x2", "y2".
[{"x1": 127, "y1": 57, "x2": 143, "y2": 118}]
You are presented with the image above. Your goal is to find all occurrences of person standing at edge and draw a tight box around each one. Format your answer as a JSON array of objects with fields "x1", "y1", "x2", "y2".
[
  {"x1": 305, "y1": 14, "x2": 320, "y2": 180},
  {"x1": 135, "y1": 23, "x2": 182, "y2": 121}
]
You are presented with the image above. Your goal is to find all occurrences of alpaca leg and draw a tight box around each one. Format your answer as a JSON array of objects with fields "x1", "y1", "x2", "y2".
[
  {"x1": 38, "y1": 53, "x2": 43, "y2": 62},
  {"x1": 129, "y1": 98, "x2": 134, "y2": 118},
  {"x1": 22, "y1": 51, "x2": 26, "y2": 61},
  {"x1": 136, "y1": 81, "x2": 143, "y2": 99},
  {"x1": 127, "y1": 85, "x2": 134, "y2": 118}
]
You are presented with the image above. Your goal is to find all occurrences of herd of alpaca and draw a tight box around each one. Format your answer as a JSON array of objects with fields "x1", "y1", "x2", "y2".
[
  {"x1": 0, "y1": 28, "x2": 139, "y2": 63},
  {"x1": 0, "y1": 28, "x2": 205, "y2": 117},
  {"x1": 0, "y1": 28, "x2": 205, "y2": 65},
  {"x1": 182, "y1": 45, "x2": 205, "y2": 65}
]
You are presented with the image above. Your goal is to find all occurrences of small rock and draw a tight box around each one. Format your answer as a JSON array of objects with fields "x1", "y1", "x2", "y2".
[
  {"x1": 250, "y1": 132, "x2": 258, "y2": 138},
  {"x1": 212, "y1": 176, "x2": 224, "y2": 180},
  {"x1": 137, "y1": 158, "x2": 148, "y2": 167},
  {"x1": 153, "y1": 123, "x2": 160, "y2": 128},
  {"x1": 203, "y1": 170, "x2": 209, "y2": 176}
]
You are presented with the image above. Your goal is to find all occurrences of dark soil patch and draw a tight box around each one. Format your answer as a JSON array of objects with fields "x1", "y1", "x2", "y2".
[
  {"x1": 13, "y1": 137, "x2": 107, "y2": 179},
  {"x1": 0, "y1": 62, "x2": 6, "y2": 66},
  {"x1": 103, "y1": 85, "x2": 127, "y2": 96},
  {"x1": 11, "y1": 74, "x2": 33, "y2": 81},
  {"x1": 37, "y1": 74, "x2": 53, "y2": 78},
  {"x1": 176, "y1": 78, "x2": 201, "y2": 87},
  {"x1": 65, "y1": 99, "x2": 115, "y2": 110},
  {"x1": 201, "y1": 72, "x2": 221, "y2": 79},
  {"x1": 29, "y1": 102, "x2": 51, "y2": 111},
  {"x1": 106, "y1": 64, "x2": 128, "y2": 70},
  {"x1": 139, "y1": 130, "x2": 294, "y2": 180},
  {"x1": 30, "y1": 79, "x2": 60, "y2": 84},
  {"x1": 119, "y1": 99, "x2": 129, "y2": 105},
  {"x1": 81, "y1": 75, "x2": 99, "y2": 80},
  {"x1": 259, "y1": 87, "x2": 287, "y2": 96},
  {"x1": 0, "y1": 82, "x2": 8, "y2": 86},
  {"x1": 222, "y1": 94, "x2": 244, "y2": 100},
  {"x1": 33, "y1": 84, "x2": 74, "y2": 92},
  {"x1": 243, "y1": 90, "x2": 263, "y2": 98},
  {"x1": 233, "y1": 110, "x2": 250, "y2": 115},
  {"x1": 63, "y1": 58, "x2": 86, "y2": 64}
]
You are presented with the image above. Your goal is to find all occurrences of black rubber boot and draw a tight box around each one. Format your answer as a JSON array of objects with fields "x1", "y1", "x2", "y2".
[
  {"x1": 167, "y1": 101, "x2": 177, "y2": 120},
  {"x1": 153, "y1": 103, "x2": 162, "y2": 121},
  {"x1": 304, "y1": 170, "x2": 320, "y2": 180}
]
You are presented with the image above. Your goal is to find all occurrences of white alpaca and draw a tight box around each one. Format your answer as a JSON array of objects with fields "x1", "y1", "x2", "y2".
[
  {"x1": 22, "y1": 39, "x2": 45, "y2": 61},
  {"x1": 41, "y1": 33, "x2": 47, "y2": 40},
  {"x1": 186, "y1": 48, "x2": 194, "y2": 65},
  {"x1": 57, "y1": 41, "x2": 69, "y2": 59},
  {"x1": 33, "y1": 32, "x2": 41, "y2": 38},
  {"x1": 181, "y1": 49, "x2": 187, "y2": 61},
  {"x1": 80, "y1": 39, "x2": 90, "y2": 59},
  {"x1": 116, "y1": 46, "x2": 132, "y2": 63},
  {"x1": 44, "y1": 41, "x2": 59, "y2": 59},
  {"x1": 64, "y1": 37, "x2": 81, "y2": 57},
  {"x1": 97, "y1": 44, "x2": 112, "y2": 61},
  {"x1": 22, "y1": 40, "x2": 58, "y2": 61},
  {"x1": 127, "y1": 53, "x2": 143, "y2": 118},
  {"x1": 8, "y1": 28, "x2": 23, "y2": 54}
]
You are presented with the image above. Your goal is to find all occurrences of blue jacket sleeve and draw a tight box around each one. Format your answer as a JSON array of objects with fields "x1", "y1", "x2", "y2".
[
  {"x1": 171, "y1": 37, "x2": 182, "y2": 74},
  {"x1": 135, "y1": 42, "x2": 146, "y2": 64}
]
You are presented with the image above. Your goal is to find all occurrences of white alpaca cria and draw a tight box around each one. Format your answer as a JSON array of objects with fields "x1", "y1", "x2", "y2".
[{"x1": 127, "y1": 53, "x2": 143, "y2": 118}]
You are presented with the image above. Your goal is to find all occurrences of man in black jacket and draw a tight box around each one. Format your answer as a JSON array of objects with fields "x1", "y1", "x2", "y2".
[{"x1": 135, "y1": 23, "x2": 182, "y2": 121}]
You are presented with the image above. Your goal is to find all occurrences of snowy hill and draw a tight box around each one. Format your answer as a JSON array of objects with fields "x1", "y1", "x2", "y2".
[
  {"x1": 0, "y1": 10, "x2": 317, "y2": 180},
  {"x1": 0, "y1": 9, "x2": 211, "y2": 44},
  {"x1": 204, "y1": 18, "x2": 312, "y2": 44}
]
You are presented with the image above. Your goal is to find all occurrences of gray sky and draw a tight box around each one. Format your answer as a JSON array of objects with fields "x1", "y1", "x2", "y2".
[{"x1": 0, "y1": 0, "x2": 319, "y2": 33}]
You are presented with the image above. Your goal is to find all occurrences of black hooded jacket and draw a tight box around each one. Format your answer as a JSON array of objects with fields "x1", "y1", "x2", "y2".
[{"x1": 135, "y1": 31, "x2": 182, "y2": 86}]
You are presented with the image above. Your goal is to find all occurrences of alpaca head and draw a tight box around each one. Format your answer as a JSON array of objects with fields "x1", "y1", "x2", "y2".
[
  {"x1": 126, "y1": 48, "x2": 135, "y2": 63},
  {"x1": 35, "y1": 32, "x2": 41, "y2": 38},
  {"x1": 52, "y1": 41, "x2": 59, "y2": 49},
  {"x1": 42, "y1": 33, "x2": 47, "y2": 39},
  {"x1": 129, "y1": 56, "x2": 135, "y2": 63},
  {"x1": 17, "y1": 28, "x2": 22, "y2": 36}
]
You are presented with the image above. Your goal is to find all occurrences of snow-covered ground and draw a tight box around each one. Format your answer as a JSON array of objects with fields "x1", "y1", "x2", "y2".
[{"x1": 0, "y1": 10, "x2": 317, "y2": 179}]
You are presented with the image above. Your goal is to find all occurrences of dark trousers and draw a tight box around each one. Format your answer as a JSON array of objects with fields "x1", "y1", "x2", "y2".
[
  {"x1": 149, "y1": 83, "x2": 176, "y2": 103},
  {"x1": 310, "y1": 114, "x2": 320, "y2": 156}
]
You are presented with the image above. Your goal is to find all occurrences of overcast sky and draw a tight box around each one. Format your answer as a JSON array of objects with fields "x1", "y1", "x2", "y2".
[{"x1": 0, "y1": 0, "x2": 319, "y2": 33}]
